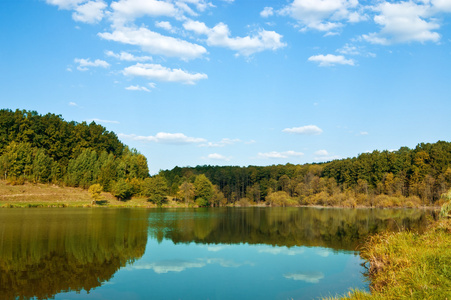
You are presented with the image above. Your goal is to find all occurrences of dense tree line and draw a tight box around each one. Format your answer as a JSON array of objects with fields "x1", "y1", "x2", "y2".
[
  {"x1": 160, "y1": 141, "x2": 451, "y2": 207},
  {"x1": 0, "y1": 109, "x2": 124, "y2": 162},
  {"x1": 0, "y1": 109, "x2": 149, "y2": 197},
  {"x1": 2, "y1": 109, "x2": 450, "y2": 207}
]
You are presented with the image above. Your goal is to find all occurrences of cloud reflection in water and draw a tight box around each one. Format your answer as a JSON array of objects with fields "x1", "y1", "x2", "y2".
[
  {"x1": 128, "y1": 258, "x2": 253, "y2": 274},
  {"x1": 283, "y1": 271, "x2": 325, "y2": 283},
  {"x1": 258, "y1": 246, "x2": 305, "y2": 256}
]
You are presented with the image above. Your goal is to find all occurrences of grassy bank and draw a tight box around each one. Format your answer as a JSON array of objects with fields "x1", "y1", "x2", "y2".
[
  {"x1": 0, "y1": 180, "x2": 202, "y2": 208},
  {"x1": 0, "y1": 181, "x2": 147, "y2": 208},
  {"x1": 332, "y1": 218, "x2": 451, "y2": 300}
]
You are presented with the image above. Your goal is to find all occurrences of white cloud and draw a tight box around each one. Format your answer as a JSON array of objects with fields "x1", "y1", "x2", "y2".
[
  {"x1": 74, "y1": 58, "x2": 110, "y2": 71},
  {"x1": 337, "y1": 43, "x2": 360, "y2": 55},
  {"x1": 68, "y1": 101, "x2": 78, "y2": 106},
  {"x1": 359, "y1": 131, "x2": 369, "y2": 135},
  {"x1": 205, "y1": 153, "x2": 232, "y2": 161},
  {"x1": 105, "y1": 50, "x2": 152, "y2": 62},
  {"x1": 278, "y1": 0, "x2": 362, "y2": 33},
  {"x1": 177, "y1": 0, "x2": 214, "y2": 16},
  {"x1": 314, "y1": 149, "x2": 329, "y2": 156},
  {"x1": 284, "y1": 271, "x2": 324, "y2": 283},
  {"x1": 86, "y1": 118, "x2": 120, "y2": 124},
  {"x1": 183, "y1": 20, "x2": 286, "y2": 56},
  {"x1": 119, "y1": 132, "x2": 206, "y2": 144},
  {"x1": 199, "y1": 138, "x2": 241, "y2": 147},
  {"x1": 155, "y1": 21, "x2": 174, "y2": 32},
  {"x1": 282, "y1": 125, "x2": 323, "y2": 135},
  {"x1": 109, "y1": 0, "x2": 213, "y2": 25},
  {"x1": 99, "y1": 26, "x2": 207, "y2": 60},
  {"x1": 362, "y1": 1, "x2": 440, "y2": 45},
  {"x1": 72, "y1": 1, "x2": 106, "y2": 23},
  {"x1": 348, "y1": 10, "x2": 368, "y2": 23},
  {"x1": 125, "y1": 85, "x2": 150, "y2": 92},
  {"x1": 181, "y1": 0, "x2": 214, "y2": 13},
  {"x1": 175, "y1": 1, "x2": 197, "y2": 16},
  {"x1": 432, "y1": 0, "x2": 451, "y2": 12},
  {"x1": 313, "y1": 149, "x2": 340, "y2": 161},
  {"x1": 261, "y1": 7, "x2": 274, "y2": 18},
  {"x1": 337, "y1": 43, "x2": 375, "y2": 57},
  {"x1": 183, "y1": 20, "x2": 210, "y2": 34},
  {"x1": 46, "y1": 0, "x2": 85, "y2": 10},
  {"x1": 123, "y1": 63, "x2": 207, "y2": 84},
  {"x1": 47, "y1": 0, "x2": 106, "y2": 23},
  {"x1": 257, "y1": 151, "x2": 304, "y2": 159},
  {"x1": 110, "y1": 0, "x2": 178, "y2": 25},
  {"x1": 308, "y1": 54, "x2": 355, "y2": 66},
  {"x1": 311, "y1": 21, "x2": 343, "y2": 32}
]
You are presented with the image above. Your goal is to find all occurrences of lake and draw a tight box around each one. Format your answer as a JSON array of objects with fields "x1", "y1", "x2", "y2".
[{"x1": 0, "y1": 207, "x2": 435, "y2": 300}]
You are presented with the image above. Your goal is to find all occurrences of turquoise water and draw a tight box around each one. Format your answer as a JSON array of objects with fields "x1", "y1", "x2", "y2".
[{"x1": 0, "y1": 207, "x2": 434, "y2": 299}]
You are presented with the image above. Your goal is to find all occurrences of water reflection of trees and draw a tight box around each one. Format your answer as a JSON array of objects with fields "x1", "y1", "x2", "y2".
[
  {"x1": 0, "y1": 209, "x2": 149, "y2": 300},
  {"x1": 0, "y1": 207, "x2": 436, "y2": 299},
  {"x1": 151, "y1": 208, "x2": 434, "y2": 251}
]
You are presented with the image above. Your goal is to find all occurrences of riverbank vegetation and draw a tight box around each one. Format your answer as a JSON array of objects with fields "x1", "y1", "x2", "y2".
[
  {"x1": 327, "y1": 192, "x2": 451, "y2": 299},
  {"x1": 1, "y1": 109, "x2": 451, "y2": 208},
  {"x1": 329, "y1": 217, "x2": 451, "y2": 300},
  {"x1": 160, "y1": 141, "x2": 451, "y2": 208}
]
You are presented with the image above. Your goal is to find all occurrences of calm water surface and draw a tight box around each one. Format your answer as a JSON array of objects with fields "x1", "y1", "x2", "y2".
[{"x1": 0, "y1": 207, "x2": 434, "y2": 299}]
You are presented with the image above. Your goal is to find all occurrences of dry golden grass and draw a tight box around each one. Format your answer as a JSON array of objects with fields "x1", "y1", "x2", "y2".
[{"x1": 0, "y1": 180, "x2": 153, "y2": 208}]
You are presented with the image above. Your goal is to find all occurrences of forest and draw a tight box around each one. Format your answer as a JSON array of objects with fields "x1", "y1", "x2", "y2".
[
  {"x1": 1, "y1": 109, "x2": 451, "y2": 208},
  {"x1": 160, "y1": 142, "x2": 451, "y2": 207},
  {"x1": 0, "y1": 109, "x2": 149, "y2": 199}
]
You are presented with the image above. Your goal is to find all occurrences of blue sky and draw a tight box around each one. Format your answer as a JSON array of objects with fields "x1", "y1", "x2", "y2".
[{"x1": 1, "y1": 0, "x2": 450, "y2": 174}]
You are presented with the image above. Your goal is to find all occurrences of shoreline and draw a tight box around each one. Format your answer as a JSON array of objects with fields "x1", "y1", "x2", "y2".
[
  {"x1": 0, "y1": 181, "x2": 441, "y2": 210},
  {"x1": 0, "y1": 200, "x2": 440, "y2": 210},
  {"x1": 335, "y1": 218, "x2": 451, "y2": 300}
]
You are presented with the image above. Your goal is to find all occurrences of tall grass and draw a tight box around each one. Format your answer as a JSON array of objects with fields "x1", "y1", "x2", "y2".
[{"x1": 329, "y1": 219, "x2": 451, "y2": 300}]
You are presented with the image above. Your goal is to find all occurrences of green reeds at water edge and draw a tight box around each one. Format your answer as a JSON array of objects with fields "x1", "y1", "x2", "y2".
[{"x1": 328, "y1": 218, "x2": 451, "y2": 300}]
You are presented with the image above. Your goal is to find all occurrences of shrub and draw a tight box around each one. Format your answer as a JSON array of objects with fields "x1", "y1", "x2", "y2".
[
  {"x1": 88, "y1": 184, "x2": 103, "y2": 204},
  {"x1": 236, "y1": 197, "x2": 251, "y2": 207},
  {"x1": 355, "y1": 193, "x2": 369, "y2": 206},
  {"x1": 266, "y1": 191, "x2": 297, "y2": 207},
  {"x1": 142, "y1": 176, "x2": 168, "y2": 206},
  {"x1": 148, "y1": 194, "x2": 167, "y2": 207},
  {"x1": 404, "y1": 196, "x2": 421, "y2": 208},
  {"x1": 374, "y1": 195, "x2": 402, "y2": 208},
  {"x1": 112, "y1": 179, "x2": 133, "y2": 201},
  {"x1": 7, "y1": 177, "x2": 25, "y2": 186},
  {"x1": 440, "y1": 201, "x2": 451, "y2": 219},
  {"x1": 342, "y1": 197, "x2": 357, "y2": 208},
  {"x1": 440, "y1": 189, "x2": 451, "y2": 219},
  {"x1": 196, "y1": 197, "x2": 208, "y2": 207}
]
